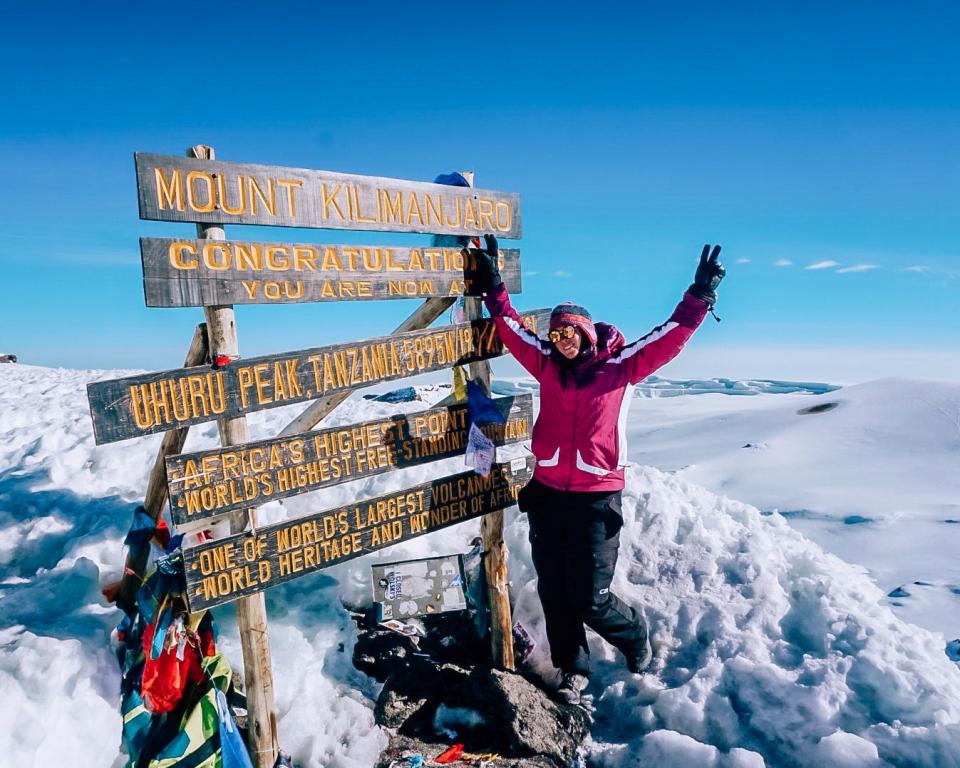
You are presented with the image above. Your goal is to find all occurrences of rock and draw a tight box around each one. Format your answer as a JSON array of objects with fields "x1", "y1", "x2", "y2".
[
  {"x1": 377, "y1": 662, "x2": 471, "y2": 732},
  {"x1": 374, "y1": 660, "x2": 454, "y2": 729},
  {"x1": 457, "y1": 668, "x2": 590, "y2": 766},
  {"x1": 373, "y1": 661, "x2": 588, "y2": 767},
  {"x1": 356, "y1": 615, "x2": 589, "y2": 767},
  {"x1": 0, "y1": 354, "x2": 16, "y2": 364},
  {"x1": 353, "y1": 627, "x2": 422, "y2": 682},
  {"x1": 364, "y1": 387, "x2": 420, "y2": 403},
  {"x1": 375, "y1": 682, "x2": 429, "y2": 730}
]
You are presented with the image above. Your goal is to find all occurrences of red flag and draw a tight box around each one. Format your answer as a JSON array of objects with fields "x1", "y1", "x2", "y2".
[{"x1": 434, "y1": 743, "x2": 464, "y2": 764}]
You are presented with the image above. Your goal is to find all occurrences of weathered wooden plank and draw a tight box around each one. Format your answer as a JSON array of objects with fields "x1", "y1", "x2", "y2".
[
  {"x1": 183, "y1": 457, "x2": 534, "y2": 612},
  {"x1": 135, "y1": 153, "x2": 522, "y2": 238},
  {"x1": 166, "y1": 395, "x2": 533, "y2": 525},
  {"x1": 140, "y1": 237, "x2": 522, "y2": 307},
  {"x1": 87, "y1": 310, "x2": 549, "y2": 445}
]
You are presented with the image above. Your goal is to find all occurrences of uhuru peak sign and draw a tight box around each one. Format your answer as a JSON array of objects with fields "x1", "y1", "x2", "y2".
[
  {"x1": 87, "y1": 310, "x2": 547, "y2": 444},
  {"x1": 184, "y1": 457, "x2": 534, "y2": 612},
  {"x1": 136, "y1": 153, "x2": 522, "y2": 237},
  {"x1": 140, "y1": 237, "x2": 522, "y2": 307},
  {"x1": 166, "y1": 395, "x2": 533, "y2": 525}
]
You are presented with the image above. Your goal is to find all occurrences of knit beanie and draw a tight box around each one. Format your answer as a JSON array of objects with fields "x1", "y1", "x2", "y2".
[{"x1": 550, "y1": 302, "x2": 598, "y2": 348}]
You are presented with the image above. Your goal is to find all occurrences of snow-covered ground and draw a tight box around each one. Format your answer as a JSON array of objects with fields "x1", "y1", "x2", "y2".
[
  {"x1": 2, "y1": 363, "x2": 960, "y2": 767},
  {"x1": 623, "y1": 378, "x2": 960, "y2": 640}
]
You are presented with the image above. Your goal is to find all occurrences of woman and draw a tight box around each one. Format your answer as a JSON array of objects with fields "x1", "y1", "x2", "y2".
[{"x1": 469, "y1": 236, "x2": 725, "y2": 704}]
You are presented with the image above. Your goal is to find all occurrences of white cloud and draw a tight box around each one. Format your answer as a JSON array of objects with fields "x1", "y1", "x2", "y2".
[
  {"x1": 806, "y1": 260, "x2": 839, "y2": 270},
  {"x1": 735, "y1": 257, "x2": 750, "y2": 265},
  {"x1": 554, "y1": 270, "x2": 572, "y2": 278},
  {"x1": 523, "y1": 270, "x2": 539, "y2": 277},
  {"x1": 835, "y1": 264, "x2": 880, "y2": 274},
  {"x1": 903, "y1": 265, "x2": 929, "y2": 273},
  {"x1": 773, "y1": 259, "x2": 793, "y2": 267}
]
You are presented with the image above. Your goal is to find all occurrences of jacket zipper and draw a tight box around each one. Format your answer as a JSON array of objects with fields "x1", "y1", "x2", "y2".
[{"x1": 565, "y1": 387, "x2": 579, "y2": 491}]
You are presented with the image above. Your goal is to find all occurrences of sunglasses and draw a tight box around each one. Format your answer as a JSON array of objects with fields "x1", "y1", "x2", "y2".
[{"x1": 548, "y1": 325, "x2": 578, "y2": 343}]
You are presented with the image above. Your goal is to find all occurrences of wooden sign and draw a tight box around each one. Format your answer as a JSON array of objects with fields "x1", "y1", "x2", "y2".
[
  {"x1": 135, "y1": 153, "x2": 522, "y2": 238},
  {"x1": 183, "y1": 457, "x2": 534, "y2": 611},
  {"x1": 87, "y1": 310, "x2": 549, "y2": 445},
  {"x1": 140, "y1": 237, "x2": 522, "y2": 307},
  {"x1": 166, "y1": 395, "x2": 534, "y2": 525}
]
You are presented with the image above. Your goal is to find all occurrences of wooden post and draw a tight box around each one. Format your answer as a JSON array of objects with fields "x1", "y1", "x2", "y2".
[
  {"x1": 188, "y1": 145, "x2": 279, "y2": 768},
  {"x1": 116, "y1": 323, "x2": 208, "y2": 614},
  {"x1": 460, "y1": 170, "x2": 516, "y2": 671}
]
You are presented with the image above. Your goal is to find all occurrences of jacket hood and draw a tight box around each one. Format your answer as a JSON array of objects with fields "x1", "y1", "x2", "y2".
[
  {"x1": 554, "y1": 321, "x2": 625, "y2": 386},
  {"x1": 592, "y1": 322, "x2": 625, "y2": 363}
]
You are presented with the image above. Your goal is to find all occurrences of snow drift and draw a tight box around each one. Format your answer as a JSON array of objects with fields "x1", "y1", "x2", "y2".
[
  {"x1": 626, "y1": 378, "x2": 960, "y2": 638},
  {"x1": 2, "y1": 364, "x2": 959, "y2": 767}
]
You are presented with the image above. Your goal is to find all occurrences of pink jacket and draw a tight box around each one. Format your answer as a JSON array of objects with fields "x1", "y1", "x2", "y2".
[{"x1": 484, "y1": 284, "x2": 709, "y2": 492}]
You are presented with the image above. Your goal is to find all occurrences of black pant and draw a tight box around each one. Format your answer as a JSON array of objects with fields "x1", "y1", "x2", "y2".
[{"x1": 520, "y1": 478, "x2": 648, "y2": 676}]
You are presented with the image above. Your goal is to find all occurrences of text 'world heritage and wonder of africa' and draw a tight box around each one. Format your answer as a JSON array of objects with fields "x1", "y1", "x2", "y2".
[{"x1": 183, "y1": 458, "x2": 533, "y2": 611}]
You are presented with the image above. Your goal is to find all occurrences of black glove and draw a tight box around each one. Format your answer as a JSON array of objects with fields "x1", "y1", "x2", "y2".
[
  {"x1": 688, "y1": 244, "x2": 725, "y2": 306},
  {"x1": 464, "y1": 233, "x2": 503, "y2": 295}
]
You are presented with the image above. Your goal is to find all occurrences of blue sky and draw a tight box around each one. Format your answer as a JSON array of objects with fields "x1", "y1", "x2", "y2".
[{"x1": 1, "y1": 1, "x2": 957, "y2": 381}]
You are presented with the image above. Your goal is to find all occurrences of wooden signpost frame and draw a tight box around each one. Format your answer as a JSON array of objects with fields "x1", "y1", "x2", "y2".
[
  {"x1": 109, "y1": 147, "x2": 528, "y2": 766},
  {"x1": 186, "y1": 145, "x2": 280, "y2": 766}
]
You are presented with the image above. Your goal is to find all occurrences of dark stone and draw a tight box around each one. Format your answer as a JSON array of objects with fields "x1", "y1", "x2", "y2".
[
  {"x1": 354, "y1": 611, "x2": 491, "y2": 682},
  {"x1": 797, "y1": 401, "x2": 840, "y2": 415},
  {"x1": 374, "y1": 662, "x2": 588, "y2": 767},
  {"x1": 355, "y1": 607, "x2": 589, "y2": 767},
  {"x1": 376, "y1": 662, "x2": 470, "y2": 730},
  {"x1": 0, "y1": 354, "x2": 16, "y2": 364},
  {"x1": 363, "y1": 387, "x2": 420, "y2": 403},
  {"x1": 353, "y1": 627, "x2": 423, "y2": 682},
  {"x1": 375, "y1": 674, "x2": 430, "y2": 729},
  {"x1": 457, "y1": 668, "x2": 590, "y2": 765}
]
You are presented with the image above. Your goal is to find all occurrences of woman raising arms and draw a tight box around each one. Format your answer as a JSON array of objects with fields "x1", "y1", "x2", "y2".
[{"x1": 469, "y1": 237, "x2": 725, "y2": 704}]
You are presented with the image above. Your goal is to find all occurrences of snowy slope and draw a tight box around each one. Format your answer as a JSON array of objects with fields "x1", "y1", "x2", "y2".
[
  {"x1": 2, "y1": 364, "x2": 960, "y2": 767},
  {"x1": 625, "y1": 379, "x2": 960, "y2": 638}
]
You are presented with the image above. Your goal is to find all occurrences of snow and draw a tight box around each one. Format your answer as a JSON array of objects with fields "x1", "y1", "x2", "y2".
[
  {"x1": 622, "y1": 378, "x2": 960, "y2": 638},
  {"x1": 2, "y1": 363, "x2": 960, "y2": 767}
]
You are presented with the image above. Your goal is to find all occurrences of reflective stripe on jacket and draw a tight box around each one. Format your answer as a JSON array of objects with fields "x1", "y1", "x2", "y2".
[{"x1": 484, "y1": 283, "x2": 708, "y2": 492}]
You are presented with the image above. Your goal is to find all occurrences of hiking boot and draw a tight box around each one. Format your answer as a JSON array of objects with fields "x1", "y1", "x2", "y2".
[
  {"x1": 555, "y1": 672, "x2": 589, "y2": 705},
  {"x1": 626, "y1": 636, "x2": 653, "y2": 674}
]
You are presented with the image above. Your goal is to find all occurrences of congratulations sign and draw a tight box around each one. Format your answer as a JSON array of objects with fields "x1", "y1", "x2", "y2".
[{"x1": 140, "y1": 237, "x2": 522, "y2": 307}]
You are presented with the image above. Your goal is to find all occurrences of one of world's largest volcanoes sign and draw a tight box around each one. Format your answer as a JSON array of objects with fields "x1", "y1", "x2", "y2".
[
  {"x1": 183, "y1": 457, "x2": 534, "y2": 611},
  {"x1": 87, "y1": 310, "x2": 548, "y2": 444},
  {"x1": 135, "y1": 153, "x2": 522, "y2": 238}
]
